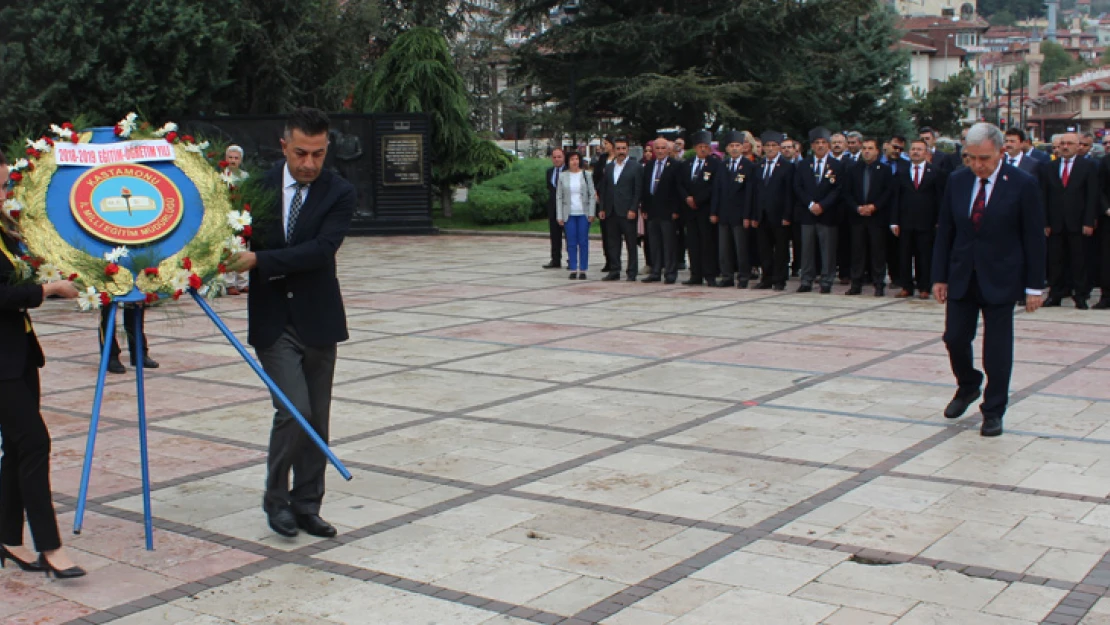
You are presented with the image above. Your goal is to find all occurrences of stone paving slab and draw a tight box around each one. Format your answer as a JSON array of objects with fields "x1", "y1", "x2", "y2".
[{"x1": 4, "y1": 235, "x2": 1110, "y2": 624}]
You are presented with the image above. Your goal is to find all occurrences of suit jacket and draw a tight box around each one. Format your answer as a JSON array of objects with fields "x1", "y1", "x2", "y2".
[
  {"x1": 248, "y1": 164, "x2": 356, "y2": 349},
  {"x1": 1007, "y1": 153, "x2": 1042, "y2": 184},
  {"x1": 1027, "y1": 148, "x2": 1051, "y2": 163},
  {"x1": 754, "y1": 157, "x2": 794, "y2": 224},
  {"x1": 600, "y1": 158, "x2": 643, "y2": 216},
  {"x1": 0, "y1": 233, "x2": 45, "y2": 380},
  {"x1": 1041, "y1": 157, "x2": 1099, "y2": 233},
  {"x1": 793, "y1": 155, "x2": 843, "y2": 226},
  {"x1": 932, "y1": 163, "x2": 1046, "y2": 305},
  {"x1": 891, "y1": 161, "x2": 946, "y2": 232},
  {"x1": 844, "y1": 159, "x2": 894, "y2": 226},
  {"x1": 545, "y1": 165, "x2": 565, "y2": 214},
  {"x1": 713, "y1": 157, "x2": 756, "y2": 226},
  {"x1": 640, "y1": 157, "x2": 682, "y2": 220},
  {"x1": 678, "y1": 156, "x2": 723, "y2": 213}
]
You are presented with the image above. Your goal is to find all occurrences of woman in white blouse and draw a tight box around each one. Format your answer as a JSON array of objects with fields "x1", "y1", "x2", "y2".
[{"x1": 555, "y1": 151, "x2": 596, "y2": 279}]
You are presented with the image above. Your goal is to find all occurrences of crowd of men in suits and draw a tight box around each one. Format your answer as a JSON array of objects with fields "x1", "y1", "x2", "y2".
[{"x1": 542, "y1": 125, "x2": 1110, "y2": 309}]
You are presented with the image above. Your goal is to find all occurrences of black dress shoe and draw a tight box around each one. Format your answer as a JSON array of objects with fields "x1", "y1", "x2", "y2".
[
  {"x1": 601, "y1": 273, "x2": 620, "y2": 281},
  {"x1": 754, "y1": 282, "x2": 773, "y2": 290},
  {"x1": 874, "y1": 285, "x2": 886, "y2": 297},
  {"x1": 1043, "y1": 297, "x2": 1062, "y2": 307},
  {"x1": 37, "y1": 554, "x2": 85, "y2": 579},
  {"x1": 267, "y1": 508, "x2": 298, "y2": 537},
  {"x1": 107, "y1": 359, "x2": 126, "y2": 374},
  {"x1": 846, "y1": 286, "x2": 862, "y2": 295},
  {"x1": 1075, "y1": 298, "x2": 1089, "y2": 310},
  {"x1": 944, "y1": 388, "x2": 981, "y2": 419},
  {"x1": 796, "y1": 284, "x2": 813, "y2": 293},
  {"x1": 1093, "y1": 299, "x2": 1110, "y2": 310},
  {"x1": 705, "y1": 278, "x2": 720, "y2": 287},
  {"x1": 737, "y1": 281, "x2": 749, "y2": 289},
  {"x1": 716, "y1": 280, "x2": 735, "y2": 288},
  {"x1": 682, "y1": 278, "x2": 703, "y2": 286},
  {"x1": 543, "y1": 261, "x2": 561, "y2": 269},
  {"x1": 642, "y1": 276, "x2": 661, "y2": 283},
  {"x1": 0, "y1": 545, "x2": 44, "y2": 571},
  {"x1": 664, "y1": 278, "x2": 677, "y2": 284},
  {"x1": 980, "y1": 414, "x2": 1003, "y2": 437},
  {"x1": 578, "y1": 273, "x2": 587, "y2": 280},
  {"x1": 568, "y1": 272, "x2": 579, "y2": 280},
  {"x1": 625, "y1": 275, "x2": 637, "y2": 282},
  {"x1": 295, "y1": 514, "x2": 337, "y2": 538},
  {"x1": 772, "y1": 284, "x2": 785, "y2": 291},
  {"x1": 130, "y1": 355, "x2": 160, "y2": 369}
]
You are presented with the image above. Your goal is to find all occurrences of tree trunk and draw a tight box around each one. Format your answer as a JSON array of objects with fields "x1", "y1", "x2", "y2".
[{"x1": 440, "y1": 185, "x2": 454, "y2": 218}]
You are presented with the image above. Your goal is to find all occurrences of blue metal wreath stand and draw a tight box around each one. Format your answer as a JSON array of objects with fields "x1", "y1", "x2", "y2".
[{"x1": 72, "y1": 287, "x2": 353, "y2": 550}]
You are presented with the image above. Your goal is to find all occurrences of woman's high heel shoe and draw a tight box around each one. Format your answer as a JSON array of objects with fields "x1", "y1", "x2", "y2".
[
  {"x1": 0, "y1": 545, "x2": 44, "y2": 572},
  {"x1": 37, "y1": 554, "x2": 86, "y2": 579}
]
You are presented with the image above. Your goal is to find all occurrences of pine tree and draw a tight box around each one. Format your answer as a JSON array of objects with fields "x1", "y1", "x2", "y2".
[
  {"x1": 509, "y1": 0, "x2": 912, "y2": 140},
  {"x1": 354, "y1": 27, "x2": 511, "y2": 215}
]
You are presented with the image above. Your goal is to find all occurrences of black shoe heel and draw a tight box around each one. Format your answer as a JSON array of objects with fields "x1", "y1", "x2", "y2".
[
  {"x1": 0, "y1": 546, "x2": 44, "y2": 572},
  {"x1": 38, "y1": 554, "x2": 86, "y2": 579}
]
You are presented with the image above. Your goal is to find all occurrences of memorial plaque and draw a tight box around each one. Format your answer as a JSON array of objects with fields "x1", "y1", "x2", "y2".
[{"x1": 382, "y1": 134, "x2": 424, "y2": 186}]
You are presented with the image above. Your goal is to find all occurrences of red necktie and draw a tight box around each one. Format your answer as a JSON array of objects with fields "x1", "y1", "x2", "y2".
[
  {"x1": 971, "y1": 178, "x2": 988, "y2": 232},
  {"x1": 1062, "y1": 159, "x2": 1071, "y2": 187},
  {"x1": 913, "y1": 165, "x2": 921, "y2": 189}
]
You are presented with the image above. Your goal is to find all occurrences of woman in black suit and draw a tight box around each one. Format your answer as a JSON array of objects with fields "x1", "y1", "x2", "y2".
[{"x1": 0, "y1": 154, "x2": 85, "y2": 578}]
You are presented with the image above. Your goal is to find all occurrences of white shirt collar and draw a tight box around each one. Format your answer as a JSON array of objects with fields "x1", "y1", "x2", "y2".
[{"x1": 283, "y1": 164, "x2": 310, "y2": 190}]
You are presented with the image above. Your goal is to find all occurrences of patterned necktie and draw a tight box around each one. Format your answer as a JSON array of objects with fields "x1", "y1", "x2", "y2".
[
  {"x1": 971, "y1": 178, "x2": 988, "y2": 232},
  {"x1": 287, "y1": 183, "x2": 307, "y2": 244}
]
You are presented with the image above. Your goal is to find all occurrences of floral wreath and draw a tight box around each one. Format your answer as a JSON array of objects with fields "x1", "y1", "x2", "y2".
[{"x1": 2, "y1": 113, "x2": 255, "y2": 311}]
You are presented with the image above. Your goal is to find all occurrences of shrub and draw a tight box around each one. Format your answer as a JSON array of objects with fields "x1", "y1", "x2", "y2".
[
  {"x1": 468, "y1": 158, "x2": 551, "y2": 221},
  {"x1": 469, "y1": 186, "x2": 532, "y2": 224}
]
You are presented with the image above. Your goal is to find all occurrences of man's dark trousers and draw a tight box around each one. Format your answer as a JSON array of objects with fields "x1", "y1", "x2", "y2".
[{"x1": 943, "y1": 274, "x2": 1015, "y2": 419}]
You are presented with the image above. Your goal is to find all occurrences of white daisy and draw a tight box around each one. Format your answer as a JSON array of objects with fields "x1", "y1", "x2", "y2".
[{"x1": 77, "y1": 286, "x2": 101, "y2": 312}]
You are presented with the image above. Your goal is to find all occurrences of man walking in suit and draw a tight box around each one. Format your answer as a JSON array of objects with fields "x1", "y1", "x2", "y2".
[
  {"x1": 794, "y1": 127, "x2": 844, "y2": 294},
  {"x1": 1042, "y1": 131, "x2": 1099, "y2": 309},
  {"x1": 933, "y1": 123, "x2": 1046, "y2": 437},
  {"x1": 754, "y1": 131, "x2": 794, "y2": 291},
  {"x1": 598, "y1": 137, "x2": 643, "y2": 281},
  {"x1": 891, "y1": 138, "x2": 946, "y2": 299},
  {"x1": 678, "y1": 131, "x2": 723, "y2": 286},
  {"x1": 543, "y1": 149, "x2": 566, "y2": 269},
  {"x1": 844, "y1": 137, "x2": 894, "y2": 296},
  {"x1": 226, "y1": 108, "x2": 356, "y2": 537},
  {"x1": 1003, "y1": 128, "x2": 1042, "y2": 183},
  {"x1": 713, "y1": 131, "x2": 757, "y2": 288},
  {"x1": 641, "y1": 137, "x2": 681, "y2": 284}
]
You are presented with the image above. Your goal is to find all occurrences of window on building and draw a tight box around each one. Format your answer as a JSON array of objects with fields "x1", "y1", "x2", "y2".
[
  {"x1": 1104, "y1": 95, "x2": 1110, "y2": 108},
  {"x1": 1094, "y1": 95, "x2": 1102, "y2": 110}
]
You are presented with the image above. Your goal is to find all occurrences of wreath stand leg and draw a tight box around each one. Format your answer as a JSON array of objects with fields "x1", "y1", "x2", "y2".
[
  {"x1": 73, "y1": 297, "x2": 156, "y2": 550},
  {"x1": 189, "y1": 289, "x2": 353, "y2": 482}
]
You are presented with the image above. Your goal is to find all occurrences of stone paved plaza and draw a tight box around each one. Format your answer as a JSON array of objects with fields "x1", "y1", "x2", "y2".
[{"x1": 7, "y1": 235, "x2": 1110, "y2": 624}]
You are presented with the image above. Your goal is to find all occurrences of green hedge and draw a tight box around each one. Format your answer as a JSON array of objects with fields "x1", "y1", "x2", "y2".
[
  {"x1": 469, "y1": 186, "x2": 533, "y2": 224},
  {"x1": 468, "y1": 158, "x2": 551, "y2": 222}
]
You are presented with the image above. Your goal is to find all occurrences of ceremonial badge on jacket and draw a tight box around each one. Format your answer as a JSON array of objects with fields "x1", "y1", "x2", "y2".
[
  {"x1": 825, "y1": 169, "x2": 836, "y2": 184},
  {"x1": 703, "y1": 171, "x2": 712, "y2": 181},
  {"x1": 735, "y1": 173, "x2": 745, "y2": 183}
]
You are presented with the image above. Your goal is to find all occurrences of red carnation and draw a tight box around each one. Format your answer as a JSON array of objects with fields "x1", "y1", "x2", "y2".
[
  {"x1": 183, "y1": 135, "x2": 194, "y2": 143},
  {"x1": 173, "y1": 289, "x2": 183, "y2": 301},
  {"x1": 70, "y1": 134, "x2": 80, "y2": 144},
  {"x1": 67, "y1": 273, "x2": 78, "y2": 281},
  {"x1": 105, "y1": 263, "x2": 119, "y2": 276},
  {"x1": 188, "y1": 273, "x2": 202, "y2": 290},
  {"x1": 243, "y1": 203, "x2": 251, "y2": 212},
  {"x1": 62, "y1": 122, "x2": 74, "y2": 130},
  {"x1": 19, "y1": 255, "x2": 29, "y2": 261},
  {"x1": 43, "y1": 136, "x2": 54, "y2": 146},
  {"x1": 241, "y1": 225, "x2": 252, "y2": 238},
  {"x1": 114, "y1": 126, "x2": 123, "y2": 136},
  {"x1": 217, "y1": 263, "x2": 227, "y2": 273},
  {"x1": 26, "y1": 148, "x2": 37, "y2": 157},
  {"x1": 218, "y1": 160, "x2": 229, "y2": 169},
  {"x1": 9, "y1": 172, "x2": 22, "y2": 182},
  {"x1": 8, "y1": 209, "x2": 20, "y2": 219},
  {"x1": 143, "y1": 267, "x2": 159, "y2": 276},
  {"x1": 30, "y1": 258, "x2": 42, "y2": 269},
  {"x1": 144, "y1": 292, "x2": 158, "y2": 304},
  {"x1": 99, "y1": 292, "x2": 111, "y2": 306},
  {"x1": 181, "y1": 257, "x2": 192, "y2": 270},
  {"x1": 165, "y1": 131, "x2": 178, "y2": 143}
]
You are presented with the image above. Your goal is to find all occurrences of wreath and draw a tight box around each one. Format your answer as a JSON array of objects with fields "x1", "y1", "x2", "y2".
[{"x1": 2, "y1": 113, "x2": 265, "y2": 311}]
